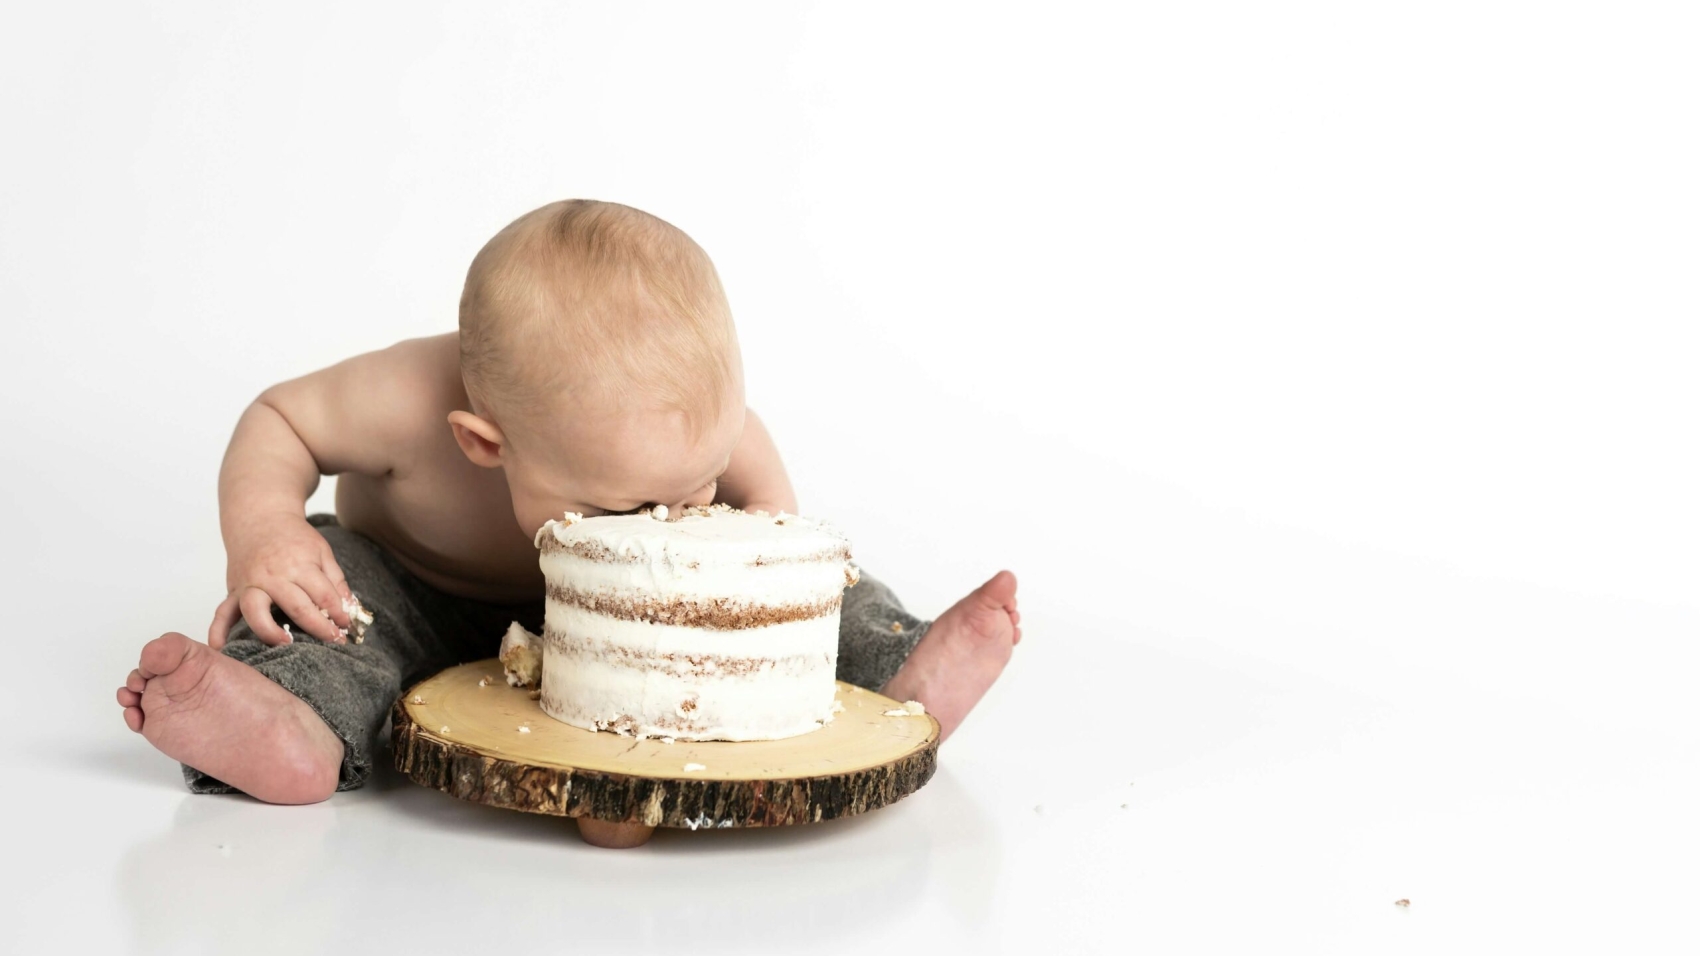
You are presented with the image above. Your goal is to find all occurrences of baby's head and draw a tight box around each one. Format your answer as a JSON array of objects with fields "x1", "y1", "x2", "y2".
[{"x1": 448, "y1": 200, "x2": 745, "y2": 538}]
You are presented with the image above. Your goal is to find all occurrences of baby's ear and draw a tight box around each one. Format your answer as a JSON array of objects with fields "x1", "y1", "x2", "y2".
[{"x1": 447, "y1": 410, "x2": 505, "y2": 468}]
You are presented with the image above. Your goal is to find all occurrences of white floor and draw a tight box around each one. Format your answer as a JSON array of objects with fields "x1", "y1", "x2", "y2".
[{"x1": 7, "y1": 508, "x2": 1695, "y2": 954}]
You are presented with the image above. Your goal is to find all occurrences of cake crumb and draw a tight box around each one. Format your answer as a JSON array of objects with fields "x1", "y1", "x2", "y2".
[
  {"x1": 517, "y1": 724, "x2": 531, "y2": 734},
  {"x1": 340, "y1": 592, "x2": 375, "y2": 643},
  {"x1": 902, "y1": 699, "x2": 925, "y2": 715},
  {"x1": 499, "y1": 621, "x2": 543, "y2": 687},
  {"x1": 890, "y1": 621, "x2": 903, "y2": 632},
  {"x1": 439, "y1": 726, "x2": 450, "y2": 734},
  {"x1": 683, "y1": 763, "x2": 707, "y2": 772},
  {"x1": 651, "y1": 504, "x2": 668, "y2": 521},
  {"x1": 1394, "y1": 899, "x2": 1410, "y2": 908},
  {"x1": 411, "y1": 695, "x2": 424, "y2": 705},
  {"x1": 660, "y1": 737, "x2": 676, "y2": 745},
  {"x1": 478, "y1": 676, "x2": 490, "y2": 687}
]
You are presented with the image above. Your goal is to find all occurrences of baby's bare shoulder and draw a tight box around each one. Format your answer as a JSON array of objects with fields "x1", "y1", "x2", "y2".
[{"x1": 260, "y1": 332, "x2": 462, "y2": 478}]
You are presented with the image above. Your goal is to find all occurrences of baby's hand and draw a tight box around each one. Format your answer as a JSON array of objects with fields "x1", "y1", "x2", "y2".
[{"x1": 209, "y1": 515, "x2": 354, "y2": 649}]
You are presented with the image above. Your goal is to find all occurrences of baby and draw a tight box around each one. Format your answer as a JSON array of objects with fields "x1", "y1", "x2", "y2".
[{"x1": 115, "y1": 200, "x2": 1021, "y2": 805}]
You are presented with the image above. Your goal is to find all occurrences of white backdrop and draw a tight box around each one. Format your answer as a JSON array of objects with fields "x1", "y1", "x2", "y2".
[{"x1": 3, "y1": 2, "x2": 1696, "y2": 953}]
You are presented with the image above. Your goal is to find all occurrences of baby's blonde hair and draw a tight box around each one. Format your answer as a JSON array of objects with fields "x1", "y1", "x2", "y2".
[{"x1": 458, "y1": 199, "x2": 740, "y2": 440}]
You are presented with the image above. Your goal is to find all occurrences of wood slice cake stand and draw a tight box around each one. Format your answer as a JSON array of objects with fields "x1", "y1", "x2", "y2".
[{"x1": 391, "y1": 659, "x2": 940, "y2": 848}]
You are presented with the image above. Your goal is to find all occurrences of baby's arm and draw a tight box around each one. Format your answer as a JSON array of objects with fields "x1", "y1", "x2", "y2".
[
  {"x1": 210, "y1": 340, "x2": 427, "y2": 647},
  {"x1": 714, "y1": 408, "x2": 798, "y2": 516}
]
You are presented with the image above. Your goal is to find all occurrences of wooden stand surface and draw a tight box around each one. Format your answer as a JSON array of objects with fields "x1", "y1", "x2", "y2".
[{"x1": 392, "y1": 659, "x2": 940, "y2": 848}]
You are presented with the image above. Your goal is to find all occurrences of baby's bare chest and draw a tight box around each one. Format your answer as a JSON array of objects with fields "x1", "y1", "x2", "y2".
[{"x1": 336, "y1": 435, "x2": 545, "y2": 603}]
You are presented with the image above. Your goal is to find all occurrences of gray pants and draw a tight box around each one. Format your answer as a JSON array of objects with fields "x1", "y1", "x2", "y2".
[{"x1": 185, "y1": 512, "x2": 929, "y2": 794}]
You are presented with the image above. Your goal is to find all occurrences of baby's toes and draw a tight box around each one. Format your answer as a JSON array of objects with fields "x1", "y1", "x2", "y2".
[
  {"x1": 117, "y1": 686, "x2": 141, "y2": 708},
  {"x1": 126, "y1": 669, "x2": 146, "y2": 694},
  {"x1": 123, "y1": 705, "x2": 144, "y2": 733}
]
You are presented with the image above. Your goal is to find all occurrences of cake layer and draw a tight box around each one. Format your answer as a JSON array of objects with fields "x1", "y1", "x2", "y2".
[
  {"x1": 544, "y1": 606, "x2": 839, "y2": 673},
  {"x1": 539, "y1": 625, "x2": 840, "y2": 740},
  {"x1": 544, "y1": 581, "x2": 841, "y2": 629},
  {"x1": 538, "y1": 603, "x2": 841, "y2": 739}
]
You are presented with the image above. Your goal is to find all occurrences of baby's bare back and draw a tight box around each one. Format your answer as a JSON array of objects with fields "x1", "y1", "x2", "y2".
[{"x1": 288, "y1": 332, "x2": 547, "y2": 603}]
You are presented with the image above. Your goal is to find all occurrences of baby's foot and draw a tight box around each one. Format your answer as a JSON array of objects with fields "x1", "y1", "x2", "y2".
[
  {"x1": 882, "y1": 571, "x2": 1021, "y2": 743},
  {"x1": 115, "y1": 632, "x2": 344, "y2": 804}
]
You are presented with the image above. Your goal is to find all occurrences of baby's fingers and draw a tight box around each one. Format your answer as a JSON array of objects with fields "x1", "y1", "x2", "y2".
[
  {"x1": 298, "y1": 570, "x2": 350, "y2": 635},
  {"x1": 208, "y1": 591, "x2": 242, "y2": 650},
  {"x1": 238, "y1": 588, "x2": 291, "y2": 646},
  {"x1": 273, "y1": 580, "x2": 346, "y2": 644},
  {"x1": 319, "y1": 547, "x2": 353, "y2": 604}
]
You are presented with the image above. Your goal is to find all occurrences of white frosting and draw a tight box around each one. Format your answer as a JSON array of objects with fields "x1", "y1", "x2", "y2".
[
  {"x1": 533, "y1": 512, "x2": 583, "y2": 549},
  {"x1": 534, "y1": 507, "x2": 854, "y2": 741},
  {"x1": 538, "y1": 507, "x2": 851, "y2": 567},
  {"x1": 539, "y1": 550, "x2": 849, "y2": 610}
]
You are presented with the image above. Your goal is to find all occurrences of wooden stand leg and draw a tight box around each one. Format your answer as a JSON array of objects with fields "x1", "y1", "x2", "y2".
[{"x1": 575, "y1": 818, "x2": 656, "y2": 848}]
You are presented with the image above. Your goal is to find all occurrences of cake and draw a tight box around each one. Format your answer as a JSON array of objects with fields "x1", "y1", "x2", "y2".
[{"x1": 523, "y1": 503, "x2": 859, "y2": 741}]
